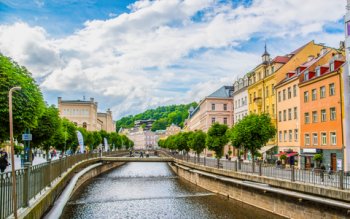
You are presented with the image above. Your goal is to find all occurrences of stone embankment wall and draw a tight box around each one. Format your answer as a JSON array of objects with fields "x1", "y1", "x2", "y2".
[
  {"x1": 20, "y1": 160, "x2": 124, "y2": 219},
  {"x1": 169, "y1": 162, "x2": 350, "y2": 219}
]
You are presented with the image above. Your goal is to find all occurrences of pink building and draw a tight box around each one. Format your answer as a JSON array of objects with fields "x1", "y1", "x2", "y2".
[{"x1": 186, "y1": 86, "x2": 234, "y2": 132}]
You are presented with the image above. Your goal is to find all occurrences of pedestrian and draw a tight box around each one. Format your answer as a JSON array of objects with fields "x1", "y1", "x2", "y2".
[
  {"x1": 225, "y1": 154, "x2": 229, "y2": 160},
  {"x1": 320, "y1": 163, "x2": 325, "y2": 182},
  {"x1": 0, "y1": 149, "x2": 8, "y2": 173},
  {"x1": 140, "y1": 151, "x2": 144, "y2": 158}
]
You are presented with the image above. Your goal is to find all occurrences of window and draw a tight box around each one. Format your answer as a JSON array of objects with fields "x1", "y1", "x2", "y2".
[
  {"x1": 294, "y1": 107, "x2": 297, "y2": 119},
  {"x1": 278, "y1": 91, "x2": 281, "y2": 102},
  {"x1": 305, "y1": 112, "x2": 310, "y2": 124},
  {"x1": 284, "y1": 131, "x2": 287, "y2": 142},
  {"x1": 321, "y1": 133, "x2": 327, "y2": 145},
  {"x1": 288, "y1": 108, "x2": 292, "y2": 120},
  {"x1": 304, "y1": 91, "x2": 309, "y2": 102},
  {"x1": 272, "y1": 66, "x2": 275, "y2": 73},
  {"x1": 330, "y1": 62, "x2": 335, "y2": 72},
  {"x1": 272, "y1": 84, "x2": 275, "y2": 95},
  {"x1": 304, "y1": 71, "x2": 309, "y2": 81},
  {"x1": 289, "y1": 130, "x2": 292, "y2": 142},
  {"x1": 294, "y1": 129, "x2": 298, "y2": 142},
  {"x1": 330, "y1": 107, "x2": 336, "y2": 120},
  {"x1": 266, "y1": 105, "x2": 269, "y2": 114},
  {"x1": 288, "y1": 87, "x2": 292, "y2": 99},
  {"x1": 279, "y1": 111, "x2": 282, "y2": 122},
  {"x1": 320, "y1": 86, "x2": 326, "y2": 98},
  {"x1": 265, "y1": 86, "x2": 269, "y2": 97},
  {"x1": 313, "y1": 133, "x2": 318, "y2": 145},
  {"x1": 321, "y1": 109, "x2": 326, "y2": 122},
  {"x1": 272, "y1": 104, "x2": 275, "y2": 116},
  {"x1": 305, "y1": 134, "x2": 310, "y2": 145},
  {"x1": 316, "y1": 67, "x2": 320, "y2": 76},
  {"x1": 238, "y1": 100, "x2": 240, "y2": 107},
  {"x1": 223, "y1": 117, "x2": 227, "y2": 125},
  {"x1": 312, "y1": 89, "x2": 317, "y2": 101},
  {"x1": 212, "y1": 103, "x2": 215, "y2": 110},
  {"x1": 244, "y1": 97, "x2": 247, "y2": 105},
  {"x1": 283, "y1": 110, "x2": 287, "y2": 121},
  {"x1": 293, "y1": 85, "x2": 297, "y2": 97},
  {"x1": 223, "y1": 104, "x2": 227, "y2": 111},
  {"x1": 312, "y1": 111, "x2": 318, "y2": 123},
  {"x1": 329, "y1": 83, "x2": 335, "y2": 96},
  {"x1": 211, "y1": 117, "x2": 216, "y2": 124},
  {"x1": 331, "y1": 132, "x2": 336, "y2": 145},
  {"x1": 279, "y1": 131, "x2": 282, "y2": 142},
  {"x1": 254, "y1": 92, "x2": 256, "y2": 99},
  {"x1": 283, "y1": 89, "x2": 286, "y2": 100}
]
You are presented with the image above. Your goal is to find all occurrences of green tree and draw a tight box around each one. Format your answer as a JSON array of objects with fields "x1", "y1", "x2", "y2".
[
  {"x1": 206, "y1": 123, "x2": 229, "y2": 168},
  {"x1": 0, "y1": 54, "x2": 45, "y2": 142},
  {"x1": 174, "y1": 132, "x2": 191, "y2": 159},
  {"x1": 229, "y1": 113, "x2": 276, "y2": 171},
  {"x1": 85, "y1": 131, "x2": 95, "y2": 151},
  {"x1": 151, "y1": 118, "x2": 168, "y2": 131},
  {"x1": 31, "y1": 105, "x2": 61, "y2": 150},
  {"x1": 92, "y1": 131, "x2": 102, "y2": 150},
  {"x1": 188, "y1": 130, "x2": 206, "y2": 162},
  {"x1": 109, "y1": 132, "x2": 122, "y2": 150}
]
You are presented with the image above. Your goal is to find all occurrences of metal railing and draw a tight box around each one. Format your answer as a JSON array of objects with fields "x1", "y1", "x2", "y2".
[
  {"x1": 166, "y1": 152, "x2": 350, "y2": 190},
  {"x1": 0, "y1": 151, "x2": 123, "y2": 219}
]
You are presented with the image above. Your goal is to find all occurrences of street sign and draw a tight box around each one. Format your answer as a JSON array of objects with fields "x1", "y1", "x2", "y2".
[{"x1": 22, "y1": 134, "x2": 32, "y2": 141}]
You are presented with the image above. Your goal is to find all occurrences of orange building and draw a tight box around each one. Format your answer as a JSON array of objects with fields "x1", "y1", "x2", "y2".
[
  {"x1": 275, "y1": 47, "x2": 337, "y2": 167},
  {"x1": 299, "y1": 52, "x2": 345, "y2": 170}
]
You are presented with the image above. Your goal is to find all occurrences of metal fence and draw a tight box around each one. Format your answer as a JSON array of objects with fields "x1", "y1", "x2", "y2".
[
  {"x1": 167, "y1": 152, "x2": 350, "y2": 190},
  {"x1": 0, "y1": 151, "x2": 122, "y2": 219}
]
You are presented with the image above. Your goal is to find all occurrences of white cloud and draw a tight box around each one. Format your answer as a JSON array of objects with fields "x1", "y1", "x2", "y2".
[{"x1": 0, "y1": 0, "x2": 345, "y2": 119}]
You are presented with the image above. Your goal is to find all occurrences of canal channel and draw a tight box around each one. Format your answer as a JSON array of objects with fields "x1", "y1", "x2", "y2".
[{"x1": 61, "y1": 162, "x2": 284, "y2": 219}]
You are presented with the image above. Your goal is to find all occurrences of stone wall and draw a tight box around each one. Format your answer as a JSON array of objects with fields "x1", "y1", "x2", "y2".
[
  {"x1": 20, "y1": 160, "x2": 124, "y2": 219},
  {"x1": 169, "y1": 163, "x2": 349, "y2": 219}
]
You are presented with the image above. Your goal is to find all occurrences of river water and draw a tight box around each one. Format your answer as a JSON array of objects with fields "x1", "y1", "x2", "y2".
[{"x1": 61, "y1": 162, "x2": 283, "y2": 219}]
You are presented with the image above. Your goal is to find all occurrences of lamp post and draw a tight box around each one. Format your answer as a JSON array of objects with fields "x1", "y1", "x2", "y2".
[{"x1": 9, "y1": 86, "x2": 21, "y2": 219}]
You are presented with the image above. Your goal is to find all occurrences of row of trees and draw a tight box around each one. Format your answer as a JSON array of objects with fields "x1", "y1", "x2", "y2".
[
  {"x1": 0, "y1": 53, "x2": 133, "y2": 155},
  {"x1": 159, "y1": 114, "x2": 276, "y2": 167}
]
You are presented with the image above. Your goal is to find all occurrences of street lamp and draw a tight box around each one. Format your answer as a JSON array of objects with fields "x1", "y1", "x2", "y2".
[{"x1": 9, "y1": 86, "x2": 21, "y2": 219}]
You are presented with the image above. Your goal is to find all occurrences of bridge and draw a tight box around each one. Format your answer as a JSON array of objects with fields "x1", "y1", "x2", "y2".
[{"x1": 101, "y1": 156, "x2": 174, "y2": 162}]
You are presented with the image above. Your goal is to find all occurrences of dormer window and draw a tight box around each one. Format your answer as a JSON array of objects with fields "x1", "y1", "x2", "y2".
[
  {"x1": 304, "y1": 71, "x2": 309, "y2": 81},
  {"x1": 316, "y1": 67, "x2": 320, "y2": 77},
  {"x1": 330, "y1": 61, "x2": 335, "y2": 72}
]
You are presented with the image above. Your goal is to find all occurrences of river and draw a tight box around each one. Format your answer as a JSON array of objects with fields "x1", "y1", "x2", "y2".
[{"x1": 61, "y1": 162, "x2": 283, "y2": 219}]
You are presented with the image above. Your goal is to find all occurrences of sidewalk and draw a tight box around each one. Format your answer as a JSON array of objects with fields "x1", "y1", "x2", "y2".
[{"x1": 4, "y1": 155, "x2": 59, "y2": 173}]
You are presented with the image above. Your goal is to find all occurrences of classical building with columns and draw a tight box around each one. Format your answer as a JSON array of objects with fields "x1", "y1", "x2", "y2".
[{"x1": 58, "y1": 97, "x2": 115, "y2": 133}]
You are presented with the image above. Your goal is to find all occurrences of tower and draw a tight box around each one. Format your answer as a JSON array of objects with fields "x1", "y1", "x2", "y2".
[{"x1": 262, "y1": 43, "x2": 270, "y2": 63}]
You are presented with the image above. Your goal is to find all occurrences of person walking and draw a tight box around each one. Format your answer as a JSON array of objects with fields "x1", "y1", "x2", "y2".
[
  {"x1": 0, "y1": 149, "x2": 9, "y2": 173},
  {"x1": 320, "y1": 163, "x2": 326, "y2": 182}
]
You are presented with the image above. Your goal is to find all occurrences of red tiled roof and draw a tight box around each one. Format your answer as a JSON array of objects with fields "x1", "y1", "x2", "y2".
[{"x1": 272, "y1": 56, "x2": 290, "y2": 63}]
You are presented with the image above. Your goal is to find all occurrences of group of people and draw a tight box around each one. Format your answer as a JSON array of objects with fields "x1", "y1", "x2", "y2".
[
  {"x1": 0, "y1": 149, "x2": 9, "y2": 173},
  {"x1": 139, "y1": 151, "x2": 150, "y2": 158}
]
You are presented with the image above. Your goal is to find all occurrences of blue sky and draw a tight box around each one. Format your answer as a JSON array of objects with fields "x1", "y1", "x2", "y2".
[{"x1": 0, "y1": 0, "x2": 345, "y2": 119}]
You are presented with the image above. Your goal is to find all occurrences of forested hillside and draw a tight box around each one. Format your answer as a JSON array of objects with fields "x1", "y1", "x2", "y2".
[{"x1": 116, "y1": 102, "x2": 198, "y2": 131}]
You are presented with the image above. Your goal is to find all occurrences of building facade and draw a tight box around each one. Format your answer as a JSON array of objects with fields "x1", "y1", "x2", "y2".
[
  {"x1": 299, "y1": 53, "x2": 345, "y2": 170},
  {"x1": 58, "y1": 97, "x2": 115, "y2": 133},
  {"x1": 186, "y1": 86, "x2": 234, "y2": 132},
  {"x1": 275, "y1": 47, "x2": 336, "y2": 167},
  {"x1": 233, "y1": 76, "x2": 249, "y2": 124}
]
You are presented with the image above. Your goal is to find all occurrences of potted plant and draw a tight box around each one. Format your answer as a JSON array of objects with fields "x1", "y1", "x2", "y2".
[
  {"x1": 313, "y1": 153, "x2": 323, "y2": 168},
  {"x1": 228, "y1": 150, "x2": 232, "y2": 160},
  {"x1": 280, "y1": 154, "x2": 287, "y2": 166}
]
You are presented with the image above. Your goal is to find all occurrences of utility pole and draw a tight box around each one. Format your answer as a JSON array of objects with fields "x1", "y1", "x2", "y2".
[
  {"x1": 343, "y1": 0, "x2": 350, "y2": 171},
  {"x1": 9, "y1": 86, "x2": 21, "y2": 219}
]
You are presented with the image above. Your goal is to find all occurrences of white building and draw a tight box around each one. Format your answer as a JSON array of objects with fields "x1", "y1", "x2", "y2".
[{"x1": 233, "y1": 75, "x2": 249, "y2": 124}]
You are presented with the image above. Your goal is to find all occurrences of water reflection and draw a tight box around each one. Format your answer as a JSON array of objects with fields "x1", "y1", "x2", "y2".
[{"x1": 62, "y1": 162, "x2": 284, "y2": 219}]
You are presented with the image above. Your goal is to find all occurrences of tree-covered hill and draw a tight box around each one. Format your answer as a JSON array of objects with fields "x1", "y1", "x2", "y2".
[{"x1": 116, "y1": 102, "x2": 198, "y2": 131}]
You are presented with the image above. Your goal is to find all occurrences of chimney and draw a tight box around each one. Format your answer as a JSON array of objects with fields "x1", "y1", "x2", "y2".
[
  {"x1": 90, "y1": 97, "x2": 94, "y2": 102},
  {"x1": 340, "y1": 41, "x2": 345, "y2": 50},
  {"x1": 307, "y1": 55, "x2": 314, "y2": 62}
]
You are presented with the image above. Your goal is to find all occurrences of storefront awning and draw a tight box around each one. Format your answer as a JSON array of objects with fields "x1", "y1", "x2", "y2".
[
  {"x1": 259, "y1": 145, "x2": 275, "y2": 154},
  {"x1": 274, "y1": 152, "x2": 286, "y2": 157},
  {"x1": 287, "y1": 152, "x2": 298, "y2": 157}
]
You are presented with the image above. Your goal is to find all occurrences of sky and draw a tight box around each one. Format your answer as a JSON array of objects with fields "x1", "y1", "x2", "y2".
[{"x1": 0, "y1": 0, "x2": 346, "y2": 120}]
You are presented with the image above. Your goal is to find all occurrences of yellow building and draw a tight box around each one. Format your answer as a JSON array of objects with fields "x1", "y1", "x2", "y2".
[{"x1": 247, "y1": 46, "x2": 290, "y2": 156}]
